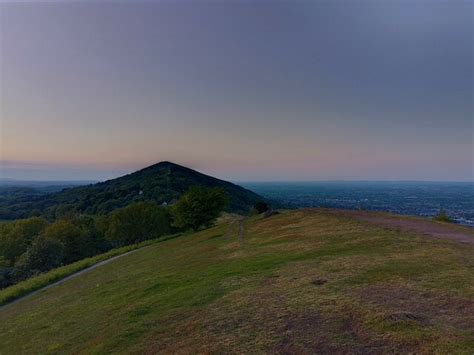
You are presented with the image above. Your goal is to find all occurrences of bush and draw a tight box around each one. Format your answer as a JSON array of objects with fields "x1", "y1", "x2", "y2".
[
  {"x1": 433, "y1": 209, "x2": 453, "y2": 223},
  {"x1": 253, "y1": 201, "x2": 270, "y2": 214},
  {"x1": 171, "y1": 186, "x2": 229, "y2": 231}
]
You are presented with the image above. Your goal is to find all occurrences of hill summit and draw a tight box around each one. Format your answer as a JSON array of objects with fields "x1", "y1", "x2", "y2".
[{"x1": 5, "y1": 162, "x2": 263, "y2": 218}]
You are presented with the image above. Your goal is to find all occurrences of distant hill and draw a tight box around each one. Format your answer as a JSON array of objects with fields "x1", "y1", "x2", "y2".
[
  {"x1": 0, "y1": 162, "x2": 263, "y2": 219},
  {"x1": 0, "y1": 179, "x2": 96, "y2": 187}
]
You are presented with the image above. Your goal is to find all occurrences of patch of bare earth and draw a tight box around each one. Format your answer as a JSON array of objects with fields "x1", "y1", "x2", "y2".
[
  {"x1": 270, "y1": 310, "x2": 397, "y2": 355},
  {"x1": 355, "y1": 283, "x2": 474, "y2": 333},
  {"x1": 332, "y1": 210, "x2": 474, "y2": 245}
]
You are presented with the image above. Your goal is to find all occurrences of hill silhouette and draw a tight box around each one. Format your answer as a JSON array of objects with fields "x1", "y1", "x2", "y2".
[{"x1": 0, "y1": 162, "x2": 263, "y2": 218}]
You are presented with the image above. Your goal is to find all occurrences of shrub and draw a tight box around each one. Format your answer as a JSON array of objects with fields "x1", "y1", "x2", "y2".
[
  {"x1": 433, "y1": 209, "x2": 453, "y2": 223},
  {"x1": 253, "y1": 201, "x2": 270, "y2": 214}
]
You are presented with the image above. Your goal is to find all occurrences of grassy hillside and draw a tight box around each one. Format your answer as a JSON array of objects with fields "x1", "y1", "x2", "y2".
[
  {"x1": 0, "y1": 209, "x2": 473, "y2": 353},
  {"x1": 0, "y1": 235, "x2": 180, "y2": 306},
  {"x1": 0, "y1": 162, "x2": 263, "y2": 219}
]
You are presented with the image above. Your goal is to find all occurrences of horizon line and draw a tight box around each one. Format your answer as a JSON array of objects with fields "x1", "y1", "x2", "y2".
[{"x1": 1, "y1": 177, "x2": 473, "y2": 185}]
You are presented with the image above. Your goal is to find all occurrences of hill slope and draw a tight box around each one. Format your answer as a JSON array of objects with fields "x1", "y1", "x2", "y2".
[
  {"x1": 0, "y1": 209, "x2": 473, "y2": 353},
  {"x1": 0, "y1": 162, "x2": 263, "y2": 218}
]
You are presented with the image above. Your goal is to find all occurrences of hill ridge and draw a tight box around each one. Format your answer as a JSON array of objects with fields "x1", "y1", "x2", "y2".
[{"x1": 0, "y1": 162, "x2": 263, "y2": 219}]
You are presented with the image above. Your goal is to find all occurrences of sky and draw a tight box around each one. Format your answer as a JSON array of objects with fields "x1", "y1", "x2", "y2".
[{"x1": 0, "y1": 0, "x2": 472, "y2": 182}]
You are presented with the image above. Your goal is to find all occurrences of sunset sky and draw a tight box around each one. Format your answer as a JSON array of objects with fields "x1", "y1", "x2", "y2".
[{"x1": 1, "y1": 0, "x2": 472, "y2": 182}]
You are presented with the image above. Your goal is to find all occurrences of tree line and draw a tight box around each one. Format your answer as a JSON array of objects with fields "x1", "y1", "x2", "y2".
[{"x1": 0, "y1": 186, "x2": 229, "y2": 289}]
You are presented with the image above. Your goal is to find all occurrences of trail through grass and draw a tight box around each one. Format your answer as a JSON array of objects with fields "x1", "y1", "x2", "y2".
[
  {"x1": 0, "y1": 209, "x2": 472, "y2": 353},
  {"x1": 0, "y1": 234, "x2": 180, "y2": 306}
]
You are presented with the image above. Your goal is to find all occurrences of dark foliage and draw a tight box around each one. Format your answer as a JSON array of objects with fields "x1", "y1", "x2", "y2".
[
  {"x1": 0, "y1": 257, "x2": 13, "y2": 289},
  {"x1": 42, "y1": 217, "x2": 104, "y2": 264},
  {"x1": 433, "y1": 209, "x2": 453, "y2": 223},
  {"x1": 104, "y1": 202, "x2": 172, "y2": 247},
  {"x1": 0, "y1": 217, "x2": 48, "y2": 264},
  {"x1": 253, "y1": 201, "x2": 270, "y2": 214},
  {"x1": 0, "y1": 201, "x2": 174, "y2": 289},
  {"x1": 0, "y1": 162, "x2": 262, "y2": 219},
  {"x1": 0, "y1": 162, "x2": 262, "y2": 289},
  {"x1": 171, "y1": 186, "x2": 229, "y2": 231},
  {"x1": 13, "y1": 237, "x2": 65, "y2": 281}
]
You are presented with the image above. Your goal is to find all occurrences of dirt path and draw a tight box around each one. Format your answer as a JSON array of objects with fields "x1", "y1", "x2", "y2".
[
  {"x1": 334, "y1": 210, "x2": 474, "y2": 245},
  {"x1": 0, "y1": 248, "x2": 142, "y2": 310},
  {"x1": 224, "y1": 215, "x2": 245, "y2": 241},
  {"x1": 238, "y1": 218, "x2": 245, "y2": 241}
]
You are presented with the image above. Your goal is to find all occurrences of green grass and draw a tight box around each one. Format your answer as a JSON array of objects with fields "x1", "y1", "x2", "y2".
[
  {"x1": 0, "y1": 209, "x2": 473, "y2": 354},
  {"x1": 0, "y1": 233, "x2": 180, "y2": 306}
]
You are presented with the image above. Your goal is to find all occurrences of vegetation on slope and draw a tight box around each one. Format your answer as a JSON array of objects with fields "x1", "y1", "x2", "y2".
[
  {"x1": 0, "y1": 161, "x2": 262, "y2": 219},
  {"x1": 0, "y1": 203, "x2": 173, "y2": 289},
  {"x1": 171, "y1": 186, "x2": 229, "y2": 230},
  {"x1": 0, "y1": 209, "x2": 472, "y2": 353},
  {"x1": 0, "y1": 236, "x2": 180, "y2": 306},
  {"x1": 1, "y1": 187, "x2": 229, "y2": 290}
]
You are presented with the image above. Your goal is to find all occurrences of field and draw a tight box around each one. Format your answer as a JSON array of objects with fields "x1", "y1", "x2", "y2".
[{"x1": 0, "y1": 209, "x2": 473, "y2": 353}]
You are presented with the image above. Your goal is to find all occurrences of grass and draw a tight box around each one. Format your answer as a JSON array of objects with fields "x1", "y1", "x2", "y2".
[
  {"x1": 0, "y1": 233, "x2": 180, "y2": 306},
  {"x1": 0, "y1": 209, "x2": 473, "y2": 353}
]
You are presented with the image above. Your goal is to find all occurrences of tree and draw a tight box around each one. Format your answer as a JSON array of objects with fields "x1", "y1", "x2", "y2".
[
  {"x1": 74, "y1": 215, "x2": 110, "y2": 254},
  {"x1": 42, "y1": 219, "x2": 92, "y2": 264},
  {"x1": 253, "y1": 201, "x2": 270, "y2": 214},
  {"x1": 105, "y1": 202, "x2": 172, "y2": 247},
  {"x1": 14, "y1": 236, "x2": 64, "y2": 280},
  {"x1": 12, "y1": 217, "x2": 49, "y2": 243},
  {"x1": 0, "y1": 217, "x2": 48, "y2": 264},
  {"x1": 171, "y1": 186, "x2": 229, "y2": 231}
]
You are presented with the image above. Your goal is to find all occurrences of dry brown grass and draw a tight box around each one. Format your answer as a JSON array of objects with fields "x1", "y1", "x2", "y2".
[{"x1": 0, "y1": 209, "x2": 473, "y2": 353}]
